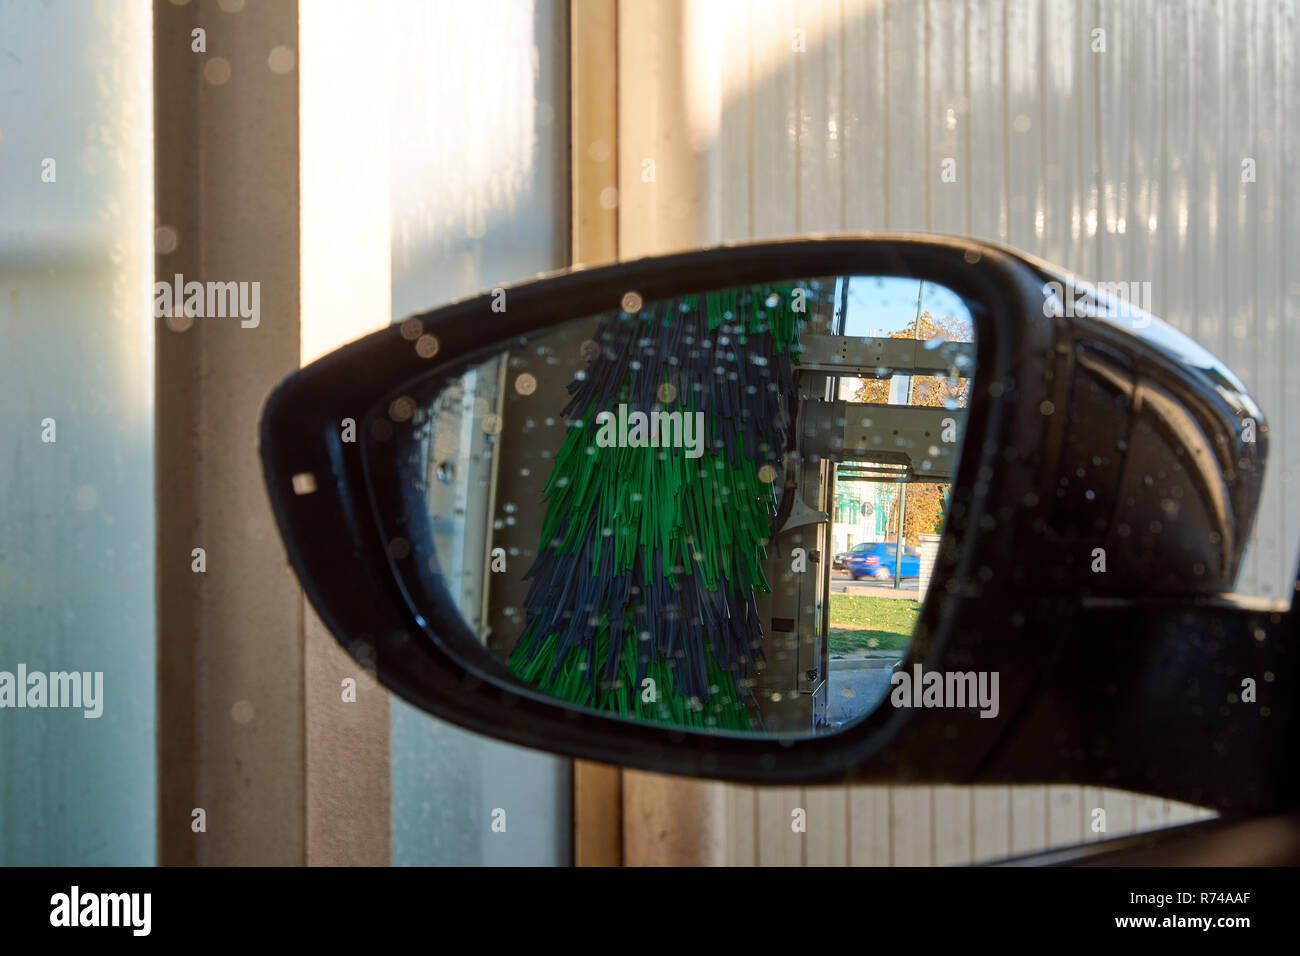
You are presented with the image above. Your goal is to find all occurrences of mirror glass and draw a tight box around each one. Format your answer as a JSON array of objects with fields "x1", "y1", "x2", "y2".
[{"x1": 369, "y1": 275, "x2": 978, "y2": 736}]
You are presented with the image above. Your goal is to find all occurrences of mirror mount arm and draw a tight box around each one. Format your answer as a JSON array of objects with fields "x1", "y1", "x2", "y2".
[{"x1": 974, "y1": 586, "x2": 1300, "y2": 814}]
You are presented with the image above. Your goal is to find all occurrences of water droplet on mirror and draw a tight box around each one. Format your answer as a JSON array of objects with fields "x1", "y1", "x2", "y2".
[
  {"x1": 388, "y1": 396, "x2": 416, "y2": 422},
  {"x1": 436, "y1": 461, "x2": 455, "y2": 483}
]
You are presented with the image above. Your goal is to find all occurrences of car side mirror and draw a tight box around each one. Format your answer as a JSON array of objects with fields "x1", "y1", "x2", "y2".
[{"x1": 261, "y1": 237, "x2": 1297, "y2": 814}]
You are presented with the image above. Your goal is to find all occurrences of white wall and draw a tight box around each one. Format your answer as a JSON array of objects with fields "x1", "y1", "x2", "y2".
[
  {"x1": 623, "y1": 0, "x2": 1296, "y2": 864},
  {"x1": 376, "y1": 0, "x2": 575, "y2": 866}
]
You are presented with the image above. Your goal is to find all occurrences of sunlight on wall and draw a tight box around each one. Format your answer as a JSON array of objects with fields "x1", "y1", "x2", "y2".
[{"x1": 299, "y1": 0, "x2": 571, "y2": 867}]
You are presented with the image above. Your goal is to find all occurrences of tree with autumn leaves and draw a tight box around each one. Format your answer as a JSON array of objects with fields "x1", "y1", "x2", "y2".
[{"x1": 850, "y1": 312, "x2": 973, "y2": 547}]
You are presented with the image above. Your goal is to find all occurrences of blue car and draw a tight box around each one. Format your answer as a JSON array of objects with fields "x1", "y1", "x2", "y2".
[{"x1": 842, "y1": 542, "x2": 921, "y2": 580}]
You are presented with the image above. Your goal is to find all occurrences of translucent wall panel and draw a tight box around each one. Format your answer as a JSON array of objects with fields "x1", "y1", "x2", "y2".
[
  {"x1": 0, "y1": 1, "x2": 155, "y2": 865},
  {"x1": 382, "y1": 0, "x2": 573, "y2": 866}
]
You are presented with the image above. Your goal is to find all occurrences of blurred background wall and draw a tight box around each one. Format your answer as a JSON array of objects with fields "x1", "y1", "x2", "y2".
[
  {"x1": 2, "y1": 0, "x2": 572, "y2": 866},
  {"x1": 0, "y1": 1, "x2": 156, "y2": 864},
  {"x1": 374, "y1": 0, "x2": 574, "y2": 867},
  {"x1": 618, "y1": 0, "x2": 1297, "y2": 864}
]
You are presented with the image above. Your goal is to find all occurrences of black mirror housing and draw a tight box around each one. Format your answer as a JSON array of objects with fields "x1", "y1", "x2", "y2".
[{"x1": 260, "y1": 236, "x2": 1295, "y2": 813}]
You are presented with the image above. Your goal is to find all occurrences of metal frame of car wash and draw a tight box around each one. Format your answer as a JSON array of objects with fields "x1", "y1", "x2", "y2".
[{"x1": 757, "y1": 278, "x2": 975, "y2": 732}]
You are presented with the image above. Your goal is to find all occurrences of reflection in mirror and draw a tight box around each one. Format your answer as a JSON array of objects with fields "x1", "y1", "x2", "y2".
[{"x1": 372, "y1": 276, "x2": 977, "y2": 737}]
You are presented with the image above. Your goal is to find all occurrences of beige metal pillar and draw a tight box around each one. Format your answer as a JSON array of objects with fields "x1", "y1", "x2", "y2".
[
  {"x1": 155, "y1": 0, "x2": 391, "y2": 866},
  {"x1": 155, "y1": 0, "x2": 306, "y2": 866},
  {"x1": 570, "y1": 0, "x2": 625, "y2": 868}
]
